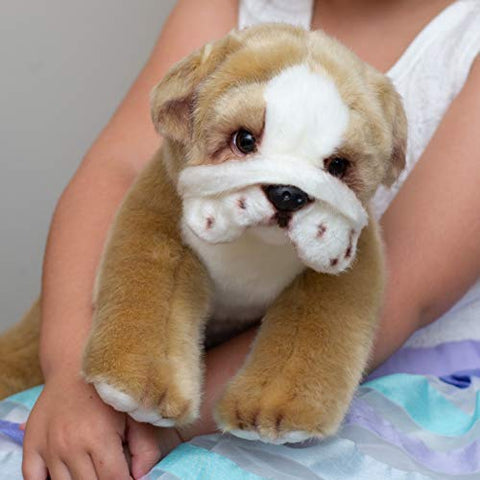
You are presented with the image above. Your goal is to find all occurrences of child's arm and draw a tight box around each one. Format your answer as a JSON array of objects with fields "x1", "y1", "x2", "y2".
[
  {"x1": 373, "y1": 57, "x2": 480, "y2": 367},
  {"x1": 22, "y1": 1, "x2": 237, "y2": 479},
  {"x1": 172, "y1": 57, "x2": 480, "y2": 446}
]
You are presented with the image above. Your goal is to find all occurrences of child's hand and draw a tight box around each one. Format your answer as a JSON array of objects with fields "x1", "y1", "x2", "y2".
[
  {"x1": 22, "y1": 375, "x2": 133, "y2": 480},
  {"x1": 126, "y1": 417, "x2": 182, "y2": 479}
]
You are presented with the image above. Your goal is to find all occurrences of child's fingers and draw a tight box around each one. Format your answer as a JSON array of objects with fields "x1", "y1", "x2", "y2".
[
  {"x1": 45, "y1": 460, "x2": 72, "y2": 480},
  {"x1": 90, "y1": 438, "x2": 132, "y2": 480},
  {"x1": 127, "y1": 421, "x2": 163, "y2": 479},
  {"x1": 130, "y1": 439, "x2": 161, "y2": 479},
  {"x1": 127, "y1": 419, "x2": 183, "y2": 479},
  {"x1": 64, "y1": 453, "x2": 98, "y2": 480},
  {"x1": 22, "y1": 450, "x2": 48, "y2": 480}
]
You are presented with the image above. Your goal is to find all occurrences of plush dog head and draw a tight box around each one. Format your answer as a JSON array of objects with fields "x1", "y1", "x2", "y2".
[{"x1": 150, "y1": 24, "x2": 407, "y2": 274}]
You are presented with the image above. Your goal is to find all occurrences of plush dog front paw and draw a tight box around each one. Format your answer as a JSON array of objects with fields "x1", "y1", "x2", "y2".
[
  {"x1": 215, "y1": 372, "x2": 346, "y2": 444},
  {"x1": 83, "y1": 354, "x2": 201, "y2": 427}
]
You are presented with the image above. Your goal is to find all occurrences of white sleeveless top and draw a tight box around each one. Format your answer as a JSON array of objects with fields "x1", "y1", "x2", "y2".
[{"x1": 238, "y1": 0, "x2": 480, "y2": 348}]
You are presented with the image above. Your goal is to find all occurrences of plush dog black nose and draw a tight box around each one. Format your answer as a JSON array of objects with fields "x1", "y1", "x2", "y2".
[{"x1": 264, "y1": 185, "x2": 310, "y2": 212}]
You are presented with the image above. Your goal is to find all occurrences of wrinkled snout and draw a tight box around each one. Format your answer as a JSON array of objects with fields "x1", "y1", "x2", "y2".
[{"x1": 263, "y1": 185, "x2": 311, "y2": 213}]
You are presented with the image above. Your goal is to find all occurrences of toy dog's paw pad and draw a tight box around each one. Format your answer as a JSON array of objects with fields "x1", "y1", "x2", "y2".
[
  {"x1": 217, "y1": 404, "x2": 319, "y2": 444},
  {"x1": 229, "y1": 429, "x2": 312, "y2": 444},
  {"x1": 94, "y1": 382, "x2": 176, "y2": 427},
  {"x1": 277, "y1": 431, "x2": 312, "y2": 444},
  {"x1": 95, "y1": 382, "x2": 136, "y2": 411},
  {"x1": 132, "y1": 409, "x2": 176, "y2": 427}
]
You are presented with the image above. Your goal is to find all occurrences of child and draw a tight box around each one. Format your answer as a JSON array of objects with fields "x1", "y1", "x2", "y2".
[{"x1": 21, "y1": 0, "x2": 480, "y2": 479}]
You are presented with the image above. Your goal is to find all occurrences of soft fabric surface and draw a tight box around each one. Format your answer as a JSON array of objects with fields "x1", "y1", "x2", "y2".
[{"x1": 1, "y1": 340, "x2": 480, "y2": 479}]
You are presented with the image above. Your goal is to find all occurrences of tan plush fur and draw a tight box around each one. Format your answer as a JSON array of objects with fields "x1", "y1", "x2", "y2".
[
  {"x1": 83, "y1": 154, "x2": 212, "y2": 424},
  {"x1": 0, "y1": 24, "x2": 406, "y2": 440},
  {"x1": 215, "y1": 218, "x2": 384, "y2": 437},
  {"x1": 0, "y1": 300, "x2": 42, "y2": 397}
]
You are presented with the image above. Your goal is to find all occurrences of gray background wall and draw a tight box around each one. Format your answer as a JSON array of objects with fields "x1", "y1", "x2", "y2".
[{"x1": 0, "y1": 0, "x2": 177, "y2": 330}]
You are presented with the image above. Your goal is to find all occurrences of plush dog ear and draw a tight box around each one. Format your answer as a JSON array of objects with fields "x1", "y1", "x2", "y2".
[
  {"x1": 375, "y1": 76, "x2": 408, "y2": 187},
  {"x1": 150, "y1": 33, "x2": 242, "y2": 143}
]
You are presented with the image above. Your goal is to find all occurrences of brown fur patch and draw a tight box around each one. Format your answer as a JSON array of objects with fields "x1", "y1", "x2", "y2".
[{"x1": 193, "y1": 85, "x2": 266, "y2": 166}]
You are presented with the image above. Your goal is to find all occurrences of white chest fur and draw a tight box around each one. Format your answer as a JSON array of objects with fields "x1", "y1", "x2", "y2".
[{"x1": 182, "y1": 221, "x2": 305, "y2": 323}]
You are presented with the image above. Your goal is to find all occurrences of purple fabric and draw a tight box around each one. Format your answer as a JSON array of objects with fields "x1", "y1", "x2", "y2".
[
  {"x1": 345, "y1": 398, "x2": 480, "y2": 475},
  {"x1": 0, "y1": 420, "x2": 24, "y2": 445},
  {"x1": 367, "y1": 340, "x2": 480, "y2": 382}
]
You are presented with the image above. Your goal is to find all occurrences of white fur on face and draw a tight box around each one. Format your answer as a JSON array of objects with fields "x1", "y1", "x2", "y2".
[
  {"x1": 179, "y1": 157, "x2": 366, "y2": 274},
  {"x1": 262, "y1": 64, "x2": 349, "y2": 164},
  {"x1": 180, "y1": 63, "x2": 364, "y2": 320}
]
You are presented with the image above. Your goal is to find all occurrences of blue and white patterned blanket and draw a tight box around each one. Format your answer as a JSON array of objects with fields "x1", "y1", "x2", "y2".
[{"x1": 1, "y1": 339, "x2": 479, "y2": 479}]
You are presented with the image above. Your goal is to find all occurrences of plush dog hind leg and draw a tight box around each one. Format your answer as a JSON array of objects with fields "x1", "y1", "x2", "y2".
[
  {"x1": 0, "y1": 298, "x2": 43, "y2": 399},
  {"x1": 83, "y1": 150, "x2": 212, "y2": 427},
  {"x1": 216, "y1": 218, "x2": 385, "y2": 443}
]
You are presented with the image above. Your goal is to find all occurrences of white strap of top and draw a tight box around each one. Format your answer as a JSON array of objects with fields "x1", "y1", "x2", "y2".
[{"x1": 238, "y1": 0, "x2": 313, "y2": 30}]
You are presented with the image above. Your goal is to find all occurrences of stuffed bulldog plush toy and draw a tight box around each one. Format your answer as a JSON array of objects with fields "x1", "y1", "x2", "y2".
[{"x1": 0, "y1": 23, "x2": 406, "y2": 444}]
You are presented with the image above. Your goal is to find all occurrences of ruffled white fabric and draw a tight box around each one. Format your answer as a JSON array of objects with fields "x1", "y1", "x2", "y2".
[{"x1": 238, "y1": 0, "x2": 313, "y2": 30}]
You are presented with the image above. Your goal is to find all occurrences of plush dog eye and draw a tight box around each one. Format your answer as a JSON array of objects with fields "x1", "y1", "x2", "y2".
[
  {"x1": 326, "y1": 157, "x2": 350, "y2": 178},
  {"x1": 232, "y1": 129, "x2": 257, "y2": 155}
]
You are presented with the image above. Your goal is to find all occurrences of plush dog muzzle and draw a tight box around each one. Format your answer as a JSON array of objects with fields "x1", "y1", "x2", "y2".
[{"x1": 178, "y1": 157, "x2": 368, "y2": 274}]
